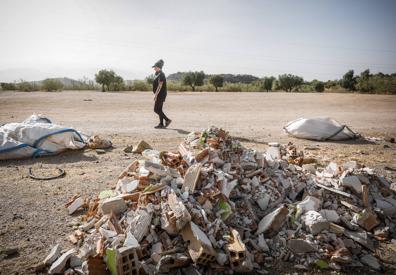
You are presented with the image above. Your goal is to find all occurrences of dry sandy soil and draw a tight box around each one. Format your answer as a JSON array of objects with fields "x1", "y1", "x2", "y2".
[{"x1": 0, "y1": 90, "x2": 395, "y2": 274}]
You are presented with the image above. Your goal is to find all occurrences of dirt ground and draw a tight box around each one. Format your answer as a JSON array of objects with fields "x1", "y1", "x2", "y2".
[{"x1": 0, "y1": 90, "x2": 395, "y2": 274}]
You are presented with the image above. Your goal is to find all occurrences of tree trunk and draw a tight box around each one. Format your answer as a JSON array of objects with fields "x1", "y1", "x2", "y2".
[
  {"x1": 102, "y1": 84, "x2": 105, "y2": 92},
  {"x1": 215, "y1": 86, "x2": 218, "y2": 92},
  {"x1": 191, "y1": 85, "x2": 195, "y2": 91}
]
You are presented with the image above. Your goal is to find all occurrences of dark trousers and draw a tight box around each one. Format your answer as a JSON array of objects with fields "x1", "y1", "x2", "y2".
[{"x1": 154, "y1": 99, "x2": 169, "y2": 125}]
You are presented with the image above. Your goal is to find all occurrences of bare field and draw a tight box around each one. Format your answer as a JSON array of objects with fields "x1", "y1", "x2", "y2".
[{"x1": 0, "y1": 90, "x2": 396, "y2": 274}]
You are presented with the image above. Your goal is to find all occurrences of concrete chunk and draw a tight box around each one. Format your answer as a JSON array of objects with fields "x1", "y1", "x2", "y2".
[
  {"x1": 256, "y1": 205, "x2": 289, "y2": 236},
  {"x1": 181, "y1": 222, "x2": 217, "y2": 265},
  {"x1": 100, "y1": 197, "x2": 127, "y2": 215},
  {"x1": 182, "y1": 163, "x2": 202, "y2": 193},
  {"x1": 128, "y1": 205, "x2": 153, "y2": 242},
  {"x1": 161, "y1": 192, "x2": 191, "y2": 235},
  {"x1": 340, "y1": 176, "x2": 362, "y2": 194},
  {"x1": 361, "y1": 254, "x2": 381, "y2": 270},
  {"x1": 256, "y1": 193, "x2": 271, "y2": 211},
  {"x1": 302, "y1": 211, "x2": 329, "y2": 235},
  {"x1": 67, "y1": 197, "x2": 84, "y2": 215},
  {"x1": 320, "y1": 209, "x2": 340, "y2": 223},
  {"x1": 221, "y1": 179, "x2": 238, "y2": 198},
  {"x1": 288, "y1": 239, "x2": 317, "y2": 254},
  {"x1": 297, "y1": 196, "x2": 321, "y2": 215},
  {"x1": 48, "y1": 249, "x2": 76, "y2": 274},
  {"x1": 133, "y1": 140, "x2": 152, "y2": 153},
  {"x1": 43, "y1": 244, "x2": 61, "y2": 266},
  {"x1": 257, "y1": 234, "x2": 269, "y2": 252}
]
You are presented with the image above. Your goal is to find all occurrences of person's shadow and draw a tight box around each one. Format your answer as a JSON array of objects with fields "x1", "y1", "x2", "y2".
[{"x1": 165, "y1": 128, "x2": 190, "y2": 135}]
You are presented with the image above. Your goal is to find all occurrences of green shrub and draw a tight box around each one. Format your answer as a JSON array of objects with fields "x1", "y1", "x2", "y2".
[
  {"x1": 223, "y1": 82, "x2": 243, "y2": 92},
  {"x1": 17, "y1": 80, "x2": 39, "y2": 92},
  {"x1": 368, "y1": 74, "x2": 396, "y2": 94},
  {"x1": 66, "y1": 78, "x2": 98, "y2": 90},
  {"x1": 298, "y1": 84, "x2": 315, "y2": 92},
  {"x1": 1, "y1": 82, "x2": 17, "y2": 90},
  {"x1": 41, "y1": 79, "x2": 63, "y2": 91},
  {"x1": 196, "y1": 84, "x2": 216, "y2": 92},
  {"x1": 167, "y1": 81, "x2": 191, "y2": 91},
  {"x1": 127, "y1": 80, "x2": 151, "y2": 91},
  {"x1": 272, "y1": 80, "x2": 281, "y2": 91},
  {"x1": 325, "y1": 80, "x2": 338, "y2": 89},
  {"x1": 311, "y1": 80, "x2": 325, "y2": 93}
]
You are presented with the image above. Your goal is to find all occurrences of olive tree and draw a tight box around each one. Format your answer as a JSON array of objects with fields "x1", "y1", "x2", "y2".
[
  {"x1": 182, "y1": 71, "x2": 205, "y2": 91},
  {"x1": 340, "y1": 70, "x2": 356, "y2": 91},
  {"x1": 261, "y1": 76, "x2": 275, "y2": 92},
  {"x1": 209, "y1": 75, "x2": 224, "y2": 91},
  {"x1": 95, "y1": 69, "x2": 124, "y2": 92},
  {"x1": 278, "y1": 74, "x2": 304, "y2": 92}
]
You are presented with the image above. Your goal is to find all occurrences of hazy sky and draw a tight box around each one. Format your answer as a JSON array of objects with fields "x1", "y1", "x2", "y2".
[{"x1": 0, "y1": 0, "x2": 395, "y2": 82}]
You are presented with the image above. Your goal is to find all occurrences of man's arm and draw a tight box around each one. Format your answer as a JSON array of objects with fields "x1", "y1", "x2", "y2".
[{"x1": 154, "y1": 81, "x2": 163, "y2": 101}]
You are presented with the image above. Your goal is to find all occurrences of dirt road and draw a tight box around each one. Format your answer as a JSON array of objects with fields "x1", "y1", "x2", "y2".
[
  {"x1": 1, "y1": 90, "x2": 396, "y2": 139},
  {"x1": 0, "y1": 91, "x2": 395, "y2": 274}
]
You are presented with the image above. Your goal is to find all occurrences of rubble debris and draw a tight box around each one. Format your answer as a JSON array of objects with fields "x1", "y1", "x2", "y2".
[
  {"x1": 320, "y1": 209, "x2": 340, "y2": 223},
  {"x1": 48, "y1": 249, "x2": 76, "y2": 274},
  {"x1": 156, "y1": 253, "x2": 190, "y2": 272},
  {"x1": 132, "y1": 140, "x2": 152, "y2": 153},
  {"x1": 43, "y1": 244, "x2": 61, "y2": 265},
  {"x1": 49, "y1": 126, "x2": 395, "y2": 274},
  {"x1": 340, "y1": 176, "x2": 362, "y2": 194},
  {"x1": 107, "y1": 246, "x2": 140, "y2": 275},
  {"x1": 302, "y1": 211, "x2": 329, "y2": 235},
  {"x1": 226, "y1": 229, "x2": 250, "y2": 271},
  {"x1": 161, "y1": 192, "x2": 191, "y2": 235},
  {"x1": 330, "y1": 247, "x2": 351, "y2": 264},
  {"x1": 182, "y1": 163, "x2": 202, "y2": 193},
  {"x1": 296, "y1": 195, "x2": 321, "y2": 215},
  {"x1": 258, "y1": 234, "x2": 270, "y2": 252},
  {"x1": 181, "y1": 222, "x2": 217, "y2": 265},
  {"x1": 128, "y1": 205, "x2": 153, "y2": 242},
  {"x1": 256, "y1": 205, "x2": 289, "y2": 235},
  {"x1": 88, "y1": 135, "x2": 112, "y2": 149},
  {"x1": 288, "y1": 239, "x2": 317, "y2": 254},
  {"x1": 99, "y1": 197, "x2": 127, "y2": 215},
  {"x1": 123, "y1": 145, "x2": 133, "y2": 153},
  {"x1": 67, "y1": 197, "x2": 85, "y2": 215},
  {"x1": 361, "y1": 254, "x2": 381, "y2": 270},
  {"x1": 353, "y1": 209, "x2": 380, "y2": 231}
]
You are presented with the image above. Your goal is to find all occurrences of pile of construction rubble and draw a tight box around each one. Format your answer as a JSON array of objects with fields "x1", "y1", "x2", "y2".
[{"x1": 43, "y1": 127, "x2": 396, "y2": 274}]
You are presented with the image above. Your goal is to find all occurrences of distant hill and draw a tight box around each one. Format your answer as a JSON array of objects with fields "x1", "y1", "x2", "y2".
[{"x1": 167, "y1": 72, "x2": 260, "y2": 84}]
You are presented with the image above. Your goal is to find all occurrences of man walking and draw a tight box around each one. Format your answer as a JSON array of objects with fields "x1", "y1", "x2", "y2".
[{"x1": 152, "y1": 59, "x2": 171, "y2": 129}]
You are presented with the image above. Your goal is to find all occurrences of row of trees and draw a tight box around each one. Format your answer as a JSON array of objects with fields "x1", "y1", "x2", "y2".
[
  {"x1": 2, "y1": 69, "x2": 394, "y2": 94},
  {"x1": 0, "y1": 78, "x2": 64, "y2": 91},
  {"x1": 338, "y1": 69, "x2": 395, "y2": 93}
]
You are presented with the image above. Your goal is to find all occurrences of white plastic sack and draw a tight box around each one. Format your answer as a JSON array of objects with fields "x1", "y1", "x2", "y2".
[
  {"x1": 284, "y1": 117, "x2": 357, "y2": 141},
  {"x1": 0, "y1": 114, "x2": 87, "y2": 160}
]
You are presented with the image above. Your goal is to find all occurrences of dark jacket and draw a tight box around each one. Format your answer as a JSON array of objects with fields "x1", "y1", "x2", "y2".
[{"x1": 153, "y1": 71, "x2": 167, "y2": 102}]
